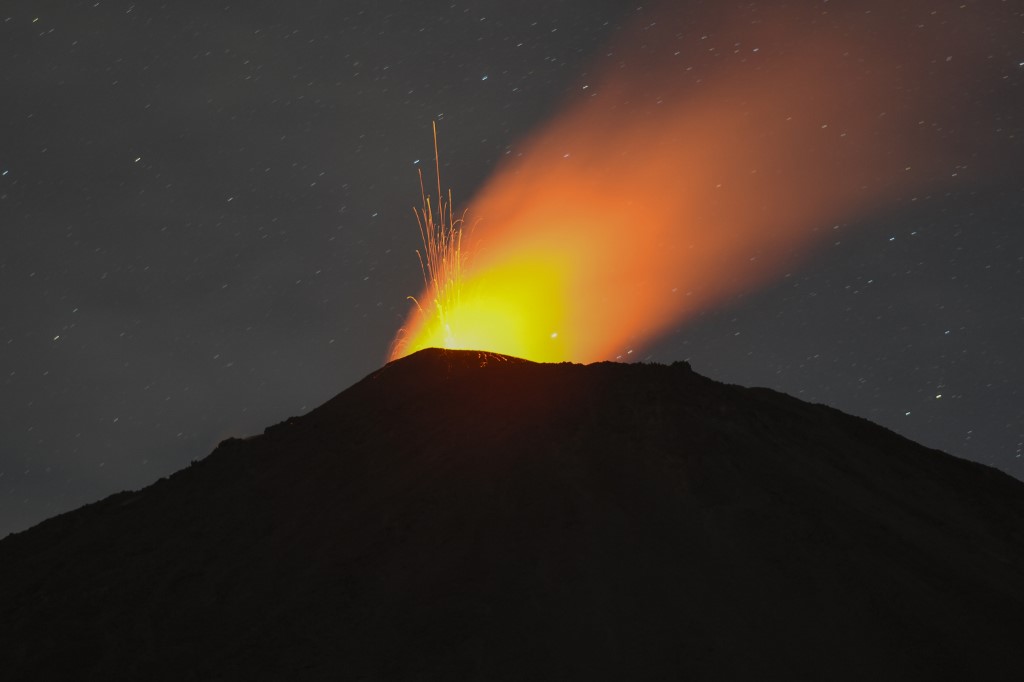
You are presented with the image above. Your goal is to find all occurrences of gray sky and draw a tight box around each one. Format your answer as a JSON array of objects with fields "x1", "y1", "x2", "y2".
[{"x1": 2, "y1": 0, "x2": 1021, "y2": 537}]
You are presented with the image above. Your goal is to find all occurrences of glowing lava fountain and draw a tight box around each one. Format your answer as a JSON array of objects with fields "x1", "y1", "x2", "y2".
[{"x1": 391, "y1": 1, "x2": 994, "y2": 364}]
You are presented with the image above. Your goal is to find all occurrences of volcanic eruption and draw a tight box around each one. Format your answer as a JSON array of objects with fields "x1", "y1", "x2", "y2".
[
  {"x1": 4, "y1": 2, "x2": 1021, "y2": 679},
  {"x1": 390, "y1": 1, "x2": 999, "y2": 364}
]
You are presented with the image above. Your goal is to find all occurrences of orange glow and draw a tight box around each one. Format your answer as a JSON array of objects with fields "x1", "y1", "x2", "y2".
[{"x1": 391, "y1": 2, "x2": 983, "y2": 363}]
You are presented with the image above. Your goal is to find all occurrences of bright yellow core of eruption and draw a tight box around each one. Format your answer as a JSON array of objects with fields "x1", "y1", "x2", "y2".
[
  {"x1": 391, "y1": 124, "x2": 569, "y2": 363},
  {"x1": 399, "y1": 257, "x2": 569, "y2": 363}
]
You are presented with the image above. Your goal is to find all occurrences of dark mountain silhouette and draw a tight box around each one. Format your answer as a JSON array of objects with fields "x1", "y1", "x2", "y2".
[{"x1": 2, "y1": 348, "x2": 1023, "y2": 680}]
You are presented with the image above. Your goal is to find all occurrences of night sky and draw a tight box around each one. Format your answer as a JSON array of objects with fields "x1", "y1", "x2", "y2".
[{"x1": 2, "y1": 0, "x2": 1021, "y2": 538}]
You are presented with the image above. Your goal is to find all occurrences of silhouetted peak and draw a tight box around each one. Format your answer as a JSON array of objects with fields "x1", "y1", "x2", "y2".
[
  {"x1": 3, "y1": 346, "x2": 1024, "y2": 680},
  {"x1": 385, "y1": 346, "x2": 535, "y2": 373}
]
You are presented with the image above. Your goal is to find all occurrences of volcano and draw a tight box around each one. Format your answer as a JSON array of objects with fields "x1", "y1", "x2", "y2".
[{"x1": 2, "y1": 348, "x2": 1023, "y2": 679}]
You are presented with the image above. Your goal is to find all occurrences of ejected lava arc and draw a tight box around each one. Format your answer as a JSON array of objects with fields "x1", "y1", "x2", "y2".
[{"x1": 391, "y1": 1, "x2": 986, "y2": 364}]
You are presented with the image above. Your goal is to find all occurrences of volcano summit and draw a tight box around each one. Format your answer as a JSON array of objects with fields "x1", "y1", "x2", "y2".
[{"x1": 2, "y1": 348, "x2": 1023, "y2": 679}]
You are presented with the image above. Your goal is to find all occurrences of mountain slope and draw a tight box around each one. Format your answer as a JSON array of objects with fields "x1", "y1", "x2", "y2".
[{"x1": 2, "y1": 348, "x2": 1023, "y2": 680}]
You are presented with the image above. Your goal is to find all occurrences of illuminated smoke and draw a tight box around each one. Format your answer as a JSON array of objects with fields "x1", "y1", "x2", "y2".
[{"x1": 392, "y1": 1, "x2": 1002, "y2": 363}]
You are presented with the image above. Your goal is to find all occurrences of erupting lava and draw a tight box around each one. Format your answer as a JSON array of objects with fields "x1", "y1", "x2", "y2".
[
  {"x1": 391, "y1": 123, "x2": 569, "y2": 362},
  {"x1": 402, "y1": 123, "x2": 466, "y2": 354},
  {"x1": 391, "y1": 1, "x2": 990, "y2": 363}
]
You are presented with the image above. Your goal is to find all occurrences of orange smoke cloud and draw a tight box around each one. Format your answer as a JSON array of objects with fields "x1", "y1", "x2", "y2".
[{"x1": 393, "y1": 1, "x2": 990, "y2": 363}]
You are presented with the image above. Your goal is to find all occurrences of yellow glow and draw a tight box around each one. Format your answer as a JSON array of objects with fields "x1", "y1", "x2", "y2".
[{"x1": 396, "y1": 256, "x2": 568, "y2": 363}]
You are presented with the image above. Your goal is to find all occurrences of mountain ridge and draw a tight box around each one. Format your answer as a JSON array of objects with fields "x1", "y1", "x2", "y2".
[{"x1": 2, "y1": 347, "x2": 1023, "y2": 680}]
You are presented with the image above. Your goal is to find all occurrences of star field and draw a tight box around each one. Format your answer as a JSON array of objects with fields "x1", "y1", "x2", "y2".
[{"x1": 1, "y1": 0, "x2": 1021, "y2": 536}]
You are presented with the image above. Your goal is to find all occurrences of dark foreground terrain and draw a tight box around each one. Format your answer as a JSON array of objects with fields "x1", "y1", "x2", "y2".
[{"x1": 2, "y1": 348, "x2": 1023, "y2": 680}]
